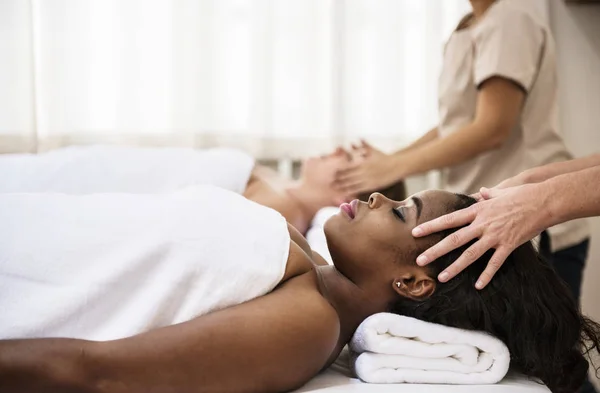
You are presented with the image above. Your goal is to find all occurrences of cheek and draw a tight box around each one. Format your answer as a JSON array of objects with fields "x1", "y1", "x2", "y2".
[
  {"x1": 324, "y1": 216, "x2": 364, "y2": 259},
  {"x1": 363, "y1": 220, "x2": 419, "y2": 261},
  {"x1": 301, "y1": 159, "x2": 316, "y2": 176}
]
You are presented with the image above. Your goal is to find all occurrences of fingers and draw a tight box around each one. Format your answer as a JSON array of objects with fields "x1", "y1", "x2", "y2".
[
  {"x1": 471, "y1": 192, "x2": 483, "y2": 202},
  {"x1": 480, "y1": 187, "x2": 503, "y2": 200},
  {"x1": 416, "y1": 225, "x2": 479, "y2": 267},
  {"x1": 335, "y1": 163, "x2": 361, "y2": 179},
  {"x1": 475, "y1": 247, "x2": 512, "y2": 289},
  {"x1": 436, "y1": 239, "x2": 493, "y2": 283},
  {"x1": 333, "y1": 171, "x2": 367, "y2": 195},
  {"x1": 412, "y1": 206, "x2": 476, "y2": 238},
  {"x1": 360, "y1": 139, "x2": 372, "y2": 149}
]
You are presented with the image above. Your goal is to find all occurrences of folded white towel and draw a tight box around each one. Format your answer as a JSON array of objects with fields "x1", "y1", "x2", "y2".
[{"x1": 349, "y1": 313, "x2": 510, "y2": 385}]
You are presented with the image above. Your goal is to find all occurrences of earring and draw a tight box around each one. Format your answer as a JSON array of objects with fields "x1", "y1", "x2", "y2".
[{"x1": 396, "y1": 282, "x2": 401, "y2": 288}]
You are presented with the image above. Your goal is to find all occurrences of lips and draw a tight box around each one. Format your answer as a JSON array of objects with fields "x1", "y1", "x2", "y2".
[
  {"x1": 340, "y1": 203, "x2": 354, "y2": 219},
  {"x1": 340, "y1": 199, "x2": 358, "y2": 219}
]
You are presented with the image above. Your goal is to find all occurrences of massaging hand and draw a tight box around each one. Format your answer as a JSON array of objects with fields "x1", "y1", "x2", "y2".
[
  {"x1": 349, "y1": 139, "x2": 386, "y2": 160},
  {"x1": 411, "y1": 184, "x2": 549, "y2": 289},
  {"x1": 469, "y1": 171, "x2": 531, "y2": 201},
  {"x1": 334, "y1": 140, "x2": 400, "y2": 195}
]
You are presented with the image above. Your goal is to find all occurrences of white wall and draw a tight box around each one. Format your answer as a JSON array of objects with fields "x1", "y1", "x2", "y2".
[{"x1": 549, "y1": 0, "x2": 600, "y2": 388}]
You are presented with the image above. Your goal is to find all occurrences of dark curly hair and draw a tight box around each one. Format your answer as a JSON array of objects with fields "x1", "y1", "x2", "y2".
[{"x1": 389, "y1": 194, "x2": 600, "y2": 393}]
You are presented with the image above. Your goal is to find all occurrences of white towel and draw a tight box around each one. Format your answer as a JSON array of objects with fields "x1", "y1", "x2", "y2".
[
  {"x1": 0, "y1": 145, "x2": 255, "y2": 195},
  {"x1": 0, "y1": 185, "x2": 289, "y2": 341},
  {"x1": 349, "y1": 313, "x2": 510, "y2": 385},
  {"x1": 305, "y1": 207, "x2": 339, "y2": 265}
]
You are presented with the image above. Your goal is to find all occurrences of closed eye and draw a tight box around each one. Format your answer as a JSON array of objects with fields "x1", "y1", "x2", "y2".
[{"x1": 392, "y1": 207, "x2": 405, "y2": 223}]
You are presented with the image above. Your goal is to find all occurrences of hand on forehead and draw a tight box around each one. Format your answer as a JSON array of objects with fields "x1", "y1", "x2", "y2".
[{"x1": 408, "y1": 190, "x2": 463, "y2": 227}]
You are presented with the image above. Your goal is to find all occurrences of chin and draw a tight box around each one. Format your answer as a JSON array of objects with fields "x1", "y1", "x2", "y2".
[
  {"x1": 324, "y1": 217, "x2": 353, "y2": 268},
  {"x1": 323, "y1": 212, "x2": 343, "y2": 239}
]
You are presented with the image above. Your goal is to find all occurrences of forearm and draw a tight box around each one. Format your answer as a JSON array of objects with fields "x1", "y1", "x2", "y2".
[
  {"x1": 396, "y1": 127, "x2": 439, "y2": 154},
  {"x1": 522, "y1": 153, "x2": 600, "y2": 184},
  {"x1": 393, "y1": 122, "x2": 504, "y2": 178},
  {"x1": 0, "y1": 338, "x2": 96, "y2": 393},
  {"x1": 541, "y1": 165, "x2": 600, "y2": 227}
]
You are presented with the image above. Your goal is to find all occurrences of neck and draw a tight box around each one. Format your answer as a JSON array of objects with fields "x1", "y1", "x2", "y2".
[
  {"x1": 315, "y1": 265, "x2": 389, "y2": 344},
  {"x1": 470, "y1": 0, "x2": 495, "y2": 20},
  {"x1": 285, "y1": 181, "x2": 333, "y2": 225}
]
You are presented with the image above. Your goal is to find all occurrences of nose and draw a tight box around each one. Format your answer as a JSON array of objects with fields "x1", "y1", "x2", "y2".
[{"x1": 368, "y1": 192, "x2": 385, "y2": 209}]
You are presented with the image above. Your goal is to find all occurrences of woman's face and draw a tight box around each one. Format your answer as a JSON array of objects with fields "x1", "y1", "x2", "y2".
[
  {"x1": 324, "y1": 190, "x2": 461, "y2": 285},
  {"x1": 300, "y1": 147, "x2": 351, "y2": 189}
]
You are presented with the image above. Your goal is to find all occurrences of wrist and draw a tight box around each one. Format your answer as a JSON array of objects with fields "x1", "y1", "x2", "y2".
[
  {"x1": 535, "y1": 181, "x2": 561, "y2": 230},
  {"x1": 389, "y1": 152, "x2": 409, "y2": 180},
  {"x1": 0, "y1": 339, "x2": 96, "y2": 393},
  {"x1": 518, "y1": 169, "x2": 535, "y2": 185}
]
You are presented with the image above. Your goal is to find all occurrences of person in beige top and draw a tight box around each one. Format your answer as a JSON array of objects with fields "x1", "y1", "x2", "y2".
[{"x1": 335, "y1": 3, "x2": 593, "y2": 389}]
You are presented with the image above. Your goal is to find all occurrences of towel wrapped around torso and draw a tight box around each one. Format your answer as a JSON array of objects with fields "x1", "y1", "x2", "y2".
[
  {"x1": 0, "y1": 185, "x2": 289, "y2": 341},
  {"x1": 0, "y1": 145, "x2": 255, "y2": 195}
]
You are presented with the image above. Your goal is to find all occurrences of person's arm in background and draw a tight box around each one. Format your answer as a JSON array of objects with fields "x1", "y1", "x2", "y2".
[
  {"x1": 335, "y1": 9, "x2": 546, "y2": 196},
  {"x1": 349, "y1": 127, "x2": 439, "y2": 162},
  {"x1": 494, "y1": 153, "x2": 600, "y2": 189},
  {"x1": 412, "y1": 164, "x2": 600, "y2": 289},
  {"x1": 335, "y1": 77, "x2": 524, "y2": 193},
  {"x1": 397, "y1": 127, "x2": 439, "y2": 154}
]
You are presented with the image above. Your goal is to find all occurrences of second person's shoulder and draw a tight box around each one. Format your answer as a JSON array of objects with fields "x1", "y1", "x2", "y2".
[{"x1": 471, "y1": 0, "x2": 546, "y2": 39}]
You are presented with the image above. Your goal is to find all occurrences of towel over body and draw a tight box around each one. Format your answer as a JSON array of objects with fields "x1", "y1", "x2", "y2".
[
  {"x1": 0, "y1": 145, "x2": 255, "y2": 195},
  {"x1": 0, "y1": 185, "x2": 289, "y2": 341}
]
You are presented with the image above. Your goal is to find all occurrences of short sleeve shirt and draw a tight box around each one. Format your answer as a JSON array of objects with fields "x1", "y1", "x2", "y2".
[{"x1": 437, "y1": 0, "x2": 588, "y2": 251}]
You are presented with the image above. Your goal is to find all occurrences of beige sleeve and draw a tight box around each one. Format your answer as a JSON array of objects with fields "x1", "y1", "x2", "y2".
[{"x1": 472, "y1": 10, "x2": 545, "y2": 92}]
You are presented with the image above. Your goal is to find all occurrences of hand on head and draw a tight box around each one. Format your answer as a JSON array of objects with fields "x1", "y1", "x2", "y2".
[
  {"x1": 411, "y1": 183, "x2": 549, "y2": 289},
  {"x1": 332, "y1": 140, "x2": 399, "y2": 197},
  {"x1": 350, "y1": 139, "x2": 385, "y2": 160}
]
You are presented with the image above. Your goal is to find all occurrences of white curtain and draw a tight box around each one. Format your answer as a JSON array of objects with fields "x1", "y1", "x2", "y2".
[{"x1": 1, "y1": 0, "x2": 472, "y2": 159}]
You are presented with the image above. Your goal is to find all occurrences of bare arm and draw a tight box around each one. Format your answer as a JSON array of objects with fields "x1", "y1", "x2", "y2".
[
  {"x1": 335, "y1": 77, "x2": 525, "y2": 193},
  {"x1": 544, "y1": 165, "x2": 600, "y2": 225},
  {"x1": 496, "y1": 153, "x2": 600, "y2": 188},
  {"x1": 393, "y1": 78, "x2": 523, "y2": 177},
  {"x1": 0, "y1": 279, "x2": 339, "y2": 393},
  {"x1": 412, "y1": 164, "x2": 600, "y2": 289},
  {"x1": 397, "y1": 127, "x2": 439, "y2": 154}
]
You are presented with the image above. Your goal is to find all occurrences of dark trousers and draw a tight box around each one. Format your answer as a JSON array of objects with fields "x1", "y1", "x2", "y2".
[{"x1": 539, "y1": 231, "x2": 596, "y2": 393}]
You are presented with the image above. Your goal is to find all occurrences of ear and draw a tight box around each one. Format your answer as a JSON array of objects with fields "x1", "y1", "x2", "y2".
[{"x1": 393, "y1": 270, "x2": 436, "y2": 300}]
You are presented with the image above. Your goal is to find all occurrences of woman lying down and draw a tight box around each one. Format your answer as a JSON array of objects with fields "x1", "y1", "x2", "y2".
[
  {"x1": 0, "y1": 145, "x2": 405, "y2": 234},
  {"x1": 0, "y1": 185, "x2": 598, "y2": 393}
]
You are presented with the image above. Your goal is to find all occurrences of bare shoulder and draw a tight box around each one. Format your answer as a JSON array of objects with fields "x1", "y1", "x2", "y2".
[
  {"x1": 281, "y1": 226, "x2": 331, "y2": 283},
  {"x1": 287, "y1": 222, "x2": 312, "y2": 257}
]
